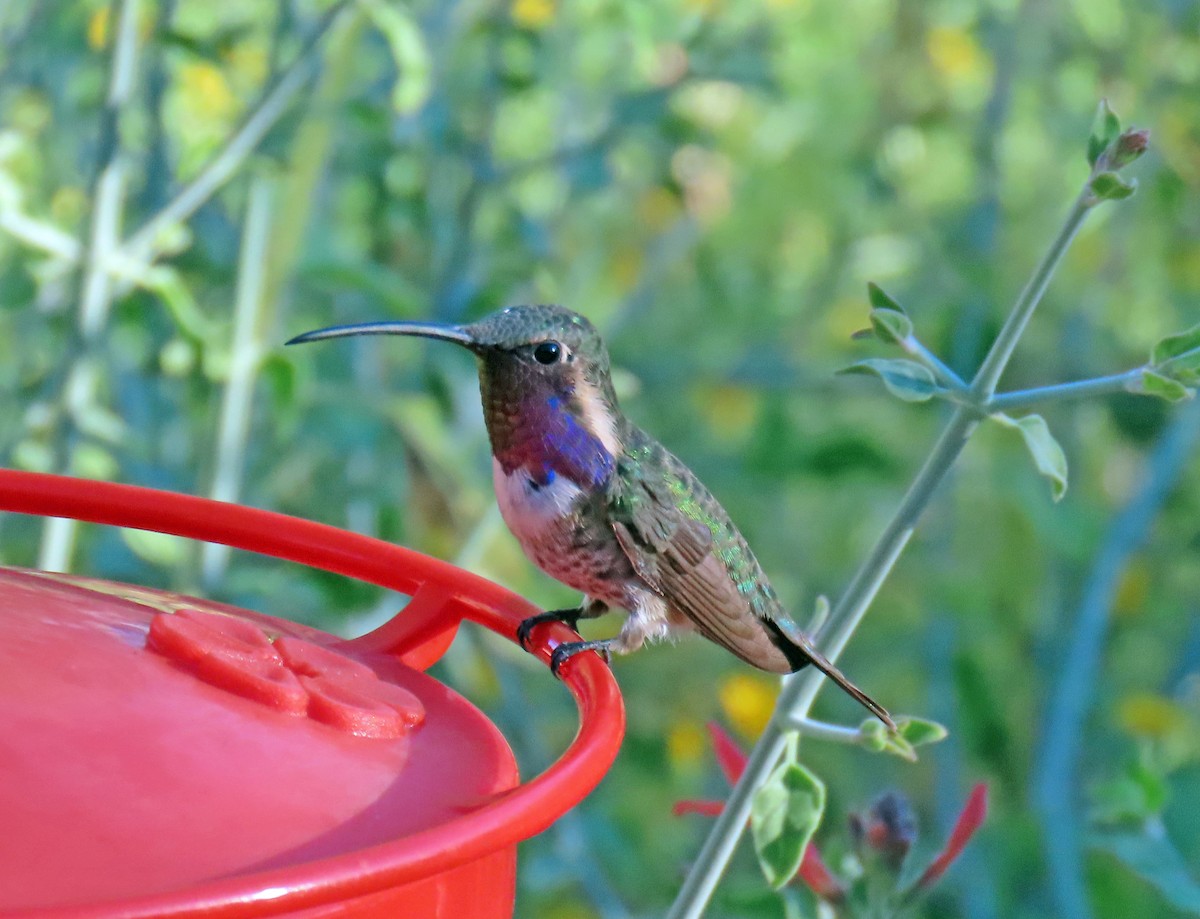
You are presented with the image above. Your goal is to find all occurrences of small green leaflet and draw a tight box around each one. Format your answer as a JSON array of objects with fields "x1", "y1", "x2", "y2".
[
  {"x1": 1087, "y1": 100, "x2": 1122, "y2": 167},
  {"x1": 1131, "y1": 323, "x2": 1200, "y2": 400},
  {"x1": 1139, "y1": 369, "x2": 1193, "y2": 403},
  {"x1": 898, "y1": 715, "x2": 948, "y2": 747},
  {"x1": 867, "y1": 282, "x2": 906, "y2": 313},
  {"x1": 1090, "y1": 171, "x2": 1137, "y2": 201},
  {"x1": 751, "y1": 753, "x2": 827, "y2": 889},
  {"x1": 1151, "y1": 323, "x2": 1200, "y2": 385},
  {"x1": 991, "y1": 412, "x2": 1069, "y2": 501},
  {"x1": 839, "y1": 359, "x2": 937, "y2": 402},
  {"x1": 858, "y1": 715, "x2": 948, "y2": 762},
  {"x1": 1090, "y1": 760, "x2": 1169, "y2": 824},
  {"x1": 865, "y1": 283, "x2": 914, "y2": 345},
  {"x1": 871, "y1": 309, "x2": 913, "y2": 345},
  {"x1": 361, "y1": 0, "x2": 432, "y2": 115}
]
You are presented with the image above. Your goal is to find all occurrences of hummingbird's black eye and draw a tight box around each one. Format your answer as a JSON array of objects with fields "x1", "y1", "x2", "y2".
[{"x1": 533, "y1": 341, "x2": 562, "y2": 365}]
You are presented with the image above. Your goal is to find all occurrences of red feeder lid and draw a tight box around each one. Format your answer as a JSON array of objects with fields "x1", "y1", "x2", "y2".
[
  {"x1": 0, "y1": 471, "x2": 625, "y2": 918},
  {"x1": 0, "y1": 567, "x2": 513, "y2": 911}
]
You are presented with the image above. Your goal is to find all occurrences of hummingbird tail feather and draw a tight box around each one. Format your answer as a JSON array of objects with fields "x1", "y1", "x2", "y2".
[
  {"x1": 763, "y1": 619, "x2": 895, "y2": 730},
  {"x1": 802, "y1": 644, "x2": 896, "y2": 731}
]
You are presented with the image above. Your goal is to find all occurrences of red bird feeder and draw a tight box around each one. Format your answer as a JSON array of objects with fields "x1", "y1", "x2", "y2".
[{"x1": 0, "y1": 470, "x2": 624, "y2": 918}]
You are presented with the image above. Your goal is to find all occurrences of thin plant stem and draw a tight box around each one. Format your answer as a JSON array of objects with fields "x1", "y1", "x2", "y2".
[
  {"x1": 0, "y1": 3, "x2": 351, "y2": 300},
  {"x1": 971, "y1": 191, "x2": 1093, "y2": 399},
  {"x1": 666, "y1": 411, "x2": 975, "y2": 917},
  {"x1": 0, "y1": 211, "x2": 82, "y2": 260},
  {"x1": 776, "y1": 714, "x2": 869, "y2": 745},
  {"x1": 988, "y1": 369, "x2": 1142, "y2": 413},
  {"x1": 905, "y1": 336, "x2": 968, "y2": 390},
  {"x1": 37, "y1": 0, "x2": 141, "y2": 572},
  {"x1": 668, "y1": 178, "x2": 1106, "y2": 919},
  {"x1": 201, "y1": 177, "x2": 275, "y2": 588},
  {"x1": 120, "y1": 1, "x2": 352, "y2": 265}
]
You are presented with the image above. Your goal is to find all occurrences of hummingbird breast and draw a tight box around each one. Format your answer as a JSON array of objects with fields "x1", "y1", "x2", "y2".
[{"x1": 492, "y1": 459, "x2": 638, "y2": 606}]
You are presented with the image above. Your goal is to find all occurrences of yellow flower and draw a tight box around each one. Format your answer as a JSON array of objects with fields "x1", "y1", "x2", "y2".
[
  {"x1": 179, "y1": 62, "x2": 236, "y2": 121},
  {"x1": 224, "y1": 43, "x2": 269, "y2": 86},
  {"x1": 87, "y1": 7, "x2": 109, "y2": 50},
  {"x1": 926, "y1": 26, "x2": 985, "y2": 82},
  {"x1": 668, "y1": 720, "x2": 707, "y2": 767},
  {"x1": 1117, "y1": 692, "x2": 1187, "y2": 738},
  {"x1": 636, "y1": 187, "x2": 680, "y2": 231},
  {"x1": 511, "y1": 0, "x2": 555, "y2": 29},
  {"x1": 693, "y1": 383, "x2": 762, "y2": 444},
  {"x1": 719, "y1": 673, "x2": 778, "y2": 738},
  {"x1": 1112, "y1": 561, "x2": 1149, "y2": 619}
]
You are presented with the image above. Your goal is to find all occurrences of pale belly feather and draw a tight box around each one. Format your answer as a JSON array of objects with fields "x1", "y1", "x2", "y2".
[
  {"x1": 491, "y1": 459, "x2": 681, "y2": 652},
  {"x1": 492, "y1": 459, "x2": 619, "y2": 598}
]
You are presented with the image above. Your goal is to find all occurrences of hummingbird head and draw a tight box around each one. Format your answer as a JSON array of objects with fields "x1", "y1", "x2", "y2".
[{"x1": 287, "y1": 304, "x2": 623, "y2": 487}]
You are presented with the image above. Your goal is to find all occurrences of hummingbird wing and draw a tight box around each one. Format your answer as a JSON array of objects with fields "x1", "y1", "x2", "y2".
[
  {"x1": 609, "y1": 430, "x2": 894, "y2": 728},
  {"x1": 608, "y1": 431, "x2": 799, "y2": 673}
]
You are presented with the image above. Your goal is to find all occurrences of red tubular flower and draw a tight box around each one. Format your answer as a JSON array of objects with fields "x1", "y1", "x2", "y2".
[
  {"x1": 671, "y1": 723, "x2": 748, "y2": 816},
  {"x1": 707, "y1": 721, "x2": 749, "y2": 784},
  {"x1": 671, "y1": 800, "x2": 724, "y2": 817},
  {"x1": 674, "y1": 722, "x2": 845, "y2": 902},
  {"x1": 913, "y1": 783, "x2": 988, "y2": 891},
  {"x1": 798, "y1": 839, "x2": 846, "y2": 903}
]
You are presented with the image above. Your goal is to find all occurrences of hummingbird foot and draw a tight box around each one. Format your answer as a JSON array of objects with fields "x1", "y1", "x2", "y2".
[
  {"x1": 549, "y1": 639, "x2": 615, "y2": 678},
  {"x1": 517, "y1": 599, "x2": 609, "y2": 650},
  {"x1": 516, "y1": 607, "x2": 585, "y2": 650}
]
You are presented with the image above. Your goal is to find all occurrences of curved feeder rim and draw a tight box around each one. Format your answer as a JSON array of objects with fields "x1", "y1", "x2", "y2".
[{"x1": 0, "y1": 469, "x2": 625, "y2": 919}]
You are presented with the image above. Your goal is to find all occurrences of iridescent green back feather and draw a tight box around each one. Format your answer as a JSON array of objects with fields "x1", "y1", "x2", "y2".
[{"x1": 607, "y1": 424, "x2": 798, "y2": 673}]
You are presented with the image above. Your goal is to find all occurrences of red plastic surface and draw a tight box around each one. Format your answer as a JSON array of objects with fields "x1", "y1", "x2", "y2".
[
  {"x1": 0, "y1": 471, "x2": 626, "y2": 918},
  {"x1": 0, "y1": 568, "x2": 508, "y2": 910}
]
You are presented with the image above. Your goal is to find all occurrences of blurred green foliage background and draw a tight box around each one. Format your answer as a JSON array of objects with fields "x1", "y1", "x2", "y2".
[{"x1": 2, "y1": 0, "x2": 1200, "y2": 916}]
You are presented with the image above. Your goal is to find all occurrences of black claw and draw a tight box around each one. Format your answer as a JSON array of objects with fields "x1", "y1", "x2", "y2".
[
  {"x1": 548, "y1": 646, "x2": 570, "y2": 677},
  {"x1": 549, "y1": 640, "x2": 614, "y2": 678},
  {"x1": 515, "y1": 617, "x2": 539, "y2": 650},
  {"x1": 516, "y1": 607, "x2": 584, "y2": 651}
]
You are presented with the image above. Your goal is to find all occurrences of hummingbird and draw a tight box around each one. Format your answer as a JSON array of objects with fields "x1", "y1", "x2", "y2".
[{"x1": 287, "y1": 305, "x2": 893, "y2": 727}]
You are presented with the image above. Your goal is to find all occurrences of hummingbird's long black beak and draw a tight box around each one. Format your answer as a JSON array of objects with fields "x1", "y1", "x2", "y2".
[{"x1": 285, "y1": 320, "x2": 476, "y2": 349}]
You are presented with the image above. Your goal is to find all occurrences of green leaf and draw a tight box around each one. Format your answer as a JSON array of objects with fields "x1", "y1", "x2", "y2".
[
  {"x1": 1151, "y1": 323, "x2": 1200, "y2": 382},
  {"x1": 262, "y1": 353, "x2": 298, "y2": 409},
  {"x1": 751, "y1": 754, "x2": 827, "y2": 889},
  {"x1": 1138, "y1": 369, "x2": 1194, "y2": 403},
  {"x1": 838, "y1": 359, "x2": 937, "y2": 403},
  {"x1": 857, "y1": 718, "x2": 925, "y2": 761},
  {"x1": 1087, "y1": 99, "x2": 1122, "y2": 166},
  {"x1": 898, "y1": 716, "x2": 949, "y2": 747},
  {"x1": 861, "y1": 285, "x2": 913, "y2": 345},
  {"x1": 884, "y1": 734, "x2": 918, "y2": 762},
  {"x1": 1091, "y1": 761, "x2": 1169, "y2": 824},
  {"x1": 870, "y1": 308, "x2": 914, "y2": 346},
  {"x1": 361, "y1": 0, "x2": 432, "y2": 115},
  {"x1": 867, "y1": 281, "x2": 906, "y2": 313},
  {"x1": 991, "y1": 413, "x2": 1069, "y2": 501},
  {"x1": 70, "y1": 442, "x2": 119, "y2": 479},
  {"x1": 1090, "y1": 171, "x2": 1137, "y2": 201},
  {"x1": 12, "y1": 439, "x2": 54, "y2": 473},
  {"x1": 858, "y1": 718, "x2": 889, "y2": 753},
  {"x1": 121, "y1": 529, "x2": 190, "y2": 567},
  {"x1": 1090, "y1": 829, "x2": 1200, "y2": 915}
]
